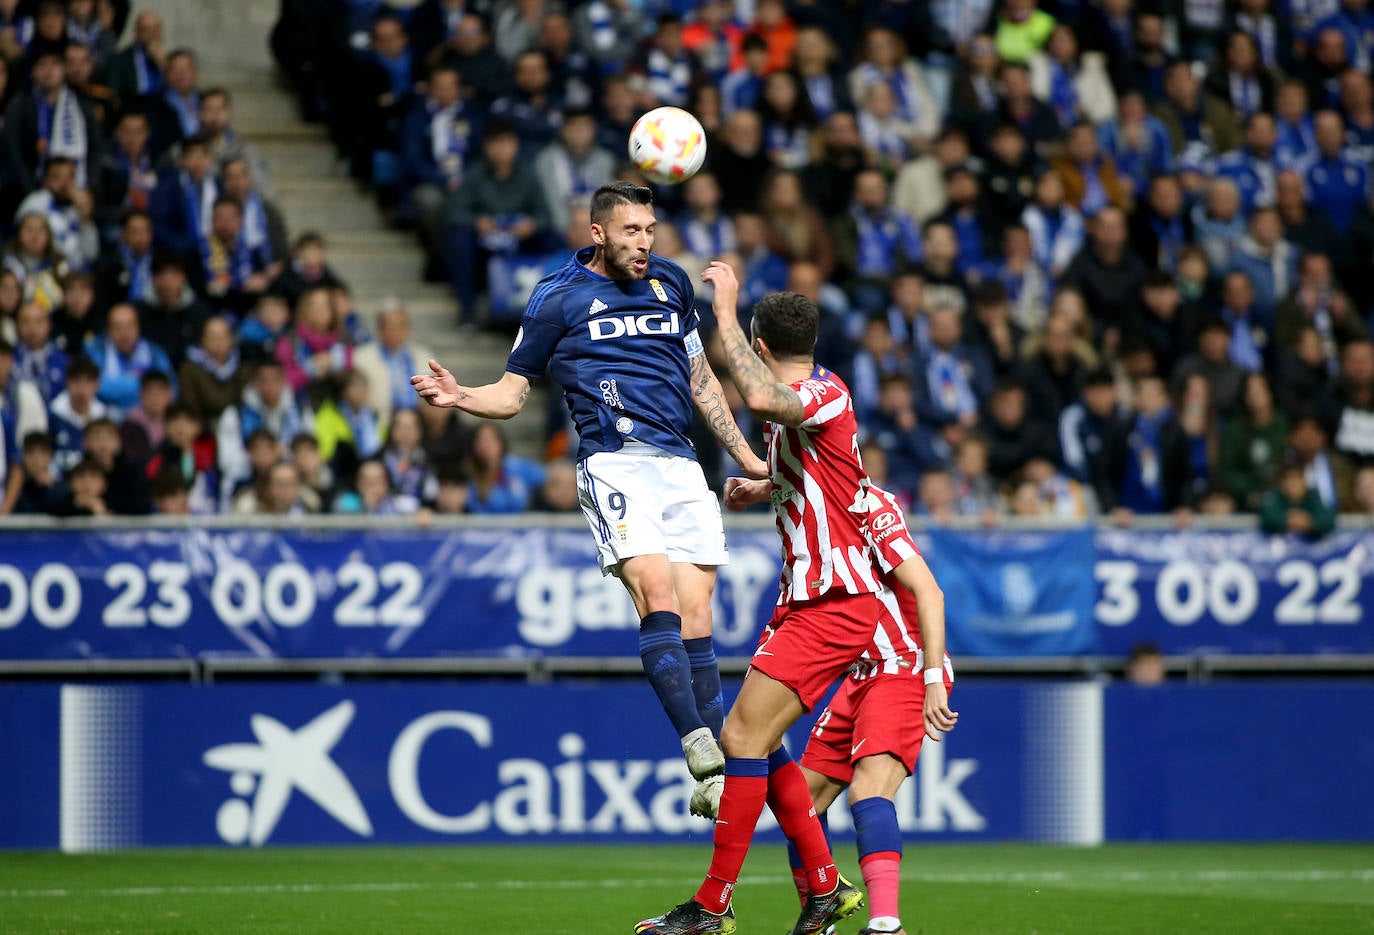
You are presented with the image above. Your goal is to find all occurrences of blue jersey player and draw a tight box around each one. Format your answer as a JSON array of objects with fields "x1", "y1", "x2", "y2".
[{"x1": 413, "y1": 182, "x2": 767, "y2": 816}]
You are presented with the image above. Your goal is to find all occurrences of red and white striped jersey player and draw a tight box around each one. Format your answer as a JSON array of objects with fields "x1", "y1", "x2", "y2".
[{"x1": 725, "y1": 479, "x2": 958, "y2": 935}]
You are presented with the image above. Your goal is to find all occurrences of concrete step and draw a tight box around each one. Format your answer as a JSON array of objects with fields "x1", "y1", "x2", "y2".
[
  {"x1": 202, "y1": 69, "x2": 280, "y2": 94},
  {"x1": 219, "y1": 87, "x2": 302, "y2": 128},
  {"x1": 327, "y1": 228, "x2": 418, "y2": 251},
  {"x1": 274, "y1": 191, "x2": 385, "y2": 230},
  {"x1": 267, "y1": 174, "x2": 358, "y2": 195},
  {"x1": 330, "y1": 252, "x2": 429, "y2": 286},
  {"x1": 239, "y1": 124, "x2": 330, "y2": 144},
  {"x1": 348, "y1": 292, "x2": 455, "y2": 318},
  {"x1": 251, "y1": 142, "x2": 345, "y2": 179}
]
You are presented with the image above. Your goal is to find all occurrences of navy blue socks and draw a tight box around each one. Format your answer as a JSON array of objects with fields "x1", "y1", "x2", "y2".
[
  {"x1": 639, "y1": 611, "x2": 705, "y2": 738},
  {"x1": 684, "y1": 635, "x2": 724, "y2": 738}
]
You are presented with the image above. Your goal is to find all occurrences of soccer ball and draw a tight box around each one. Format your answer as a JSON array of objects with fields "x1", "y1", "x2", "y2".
[{"x1": 628, "y1": 107, "x2": 708, "y2": 185}]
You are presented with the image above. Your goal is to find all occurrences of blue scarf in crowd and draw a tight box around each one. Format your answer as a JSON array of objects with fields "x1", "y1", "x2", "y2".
[
  {"x1": 926, "y1": 349, "x2": 978, "y2": 421},
  {"x1": 854, "y1": 206, "x2": 923, "y2": 279},
  {"x1": 1122, "y1": 408, "x2": 1169, "y2": 512}
]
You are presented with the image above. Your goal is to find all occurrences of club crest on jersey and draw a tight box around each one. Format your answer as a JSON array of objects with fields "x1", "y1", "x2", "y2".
[
  {"x1": 649, "y1": 278, "x2": 668, "y2": 302},
  {"x1": 587, "y1": 312, "x2": 680, "y2": 341}
]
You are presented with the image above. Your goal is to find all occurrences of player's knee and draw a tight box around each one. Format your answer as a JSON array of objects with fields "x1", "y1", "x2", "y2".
[
  {"x1": 639, "y1": 581, "x2": 678, "y2": 615},
  {"x1": 624, "y1": 567, "x2": 678, "y2": 616},
  {"x1": 848, "y1": 755, "x2": 908, "y2": 801},
  {"x1": 719, "y1": 716, "x2": 767, "y2": 759},
  {"x1": 678, "y1": 599, "x2": 713, "y2": 639}
]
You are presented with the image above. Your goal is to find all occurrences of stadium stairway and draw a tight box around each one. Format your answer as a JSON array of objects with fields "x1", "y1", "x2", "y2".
[
  {"x1": 162, "y1": 0, "x2": 544, "y2": 455},
  {"x1": 211, "y1": 67, "x2": 544, "y2": 454}
]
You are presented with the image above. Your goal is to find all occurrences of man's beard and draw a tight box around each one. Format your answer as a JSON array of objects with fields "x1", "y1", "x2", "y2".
[{"x1": 605, "y1": 244, "x2": 647, "y2": 279}]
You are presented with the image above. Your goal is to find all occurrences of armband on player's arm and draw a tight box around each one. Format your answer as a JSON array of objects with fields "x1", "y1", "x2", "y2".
[{"x1": 924, "y1": 667, "x2": 945, "y2": 685}]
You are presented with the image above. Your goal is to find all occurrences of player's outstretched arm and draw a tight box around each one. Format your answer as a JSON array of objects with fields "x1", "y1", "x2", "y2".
[
  {"x1": 701, "y1": 261, "x2": 806, "y2": 427},
  {"x1": 892, "y1": 553, "x2": 959, "y2": 739},
  {"x1": 689, "y1": 351, "x2": 769, "y2": 479},
  {"x1": 724, "y1": 476, "x2": 771, "y2": 510},
  {"x1": 410, "y1": 359, "x2": 531, "y2": 420}
]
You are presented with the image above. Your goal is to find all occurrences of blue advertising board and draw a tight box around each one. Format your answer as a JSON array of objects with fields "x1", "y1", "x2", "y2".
[
  {"x1": 921, "y1": 528, "x2": 1098, "y2": 656},
  {"x1": 1092, "y1": 529, "x2": 1374, "y2": 655},
  {"x1": 3, "y1": 680, "x2": 1371, "y2": 850},
  {"x1": 0, "y1": 526, "x2": 1371, "y2": 662}
]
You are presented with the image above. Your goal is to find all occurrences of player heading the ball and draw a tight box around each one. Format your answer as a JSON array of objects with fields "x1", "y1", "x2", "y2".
[{"x1": 411, "y1": 183, "x2": 768, "y2": 814}]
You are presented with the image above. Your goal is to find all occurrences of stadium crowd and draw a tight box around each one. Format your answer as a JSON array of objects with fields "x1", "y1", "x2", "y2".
[{"x1": 3, "y1": 0, "x2": 1374, "y2": 527}]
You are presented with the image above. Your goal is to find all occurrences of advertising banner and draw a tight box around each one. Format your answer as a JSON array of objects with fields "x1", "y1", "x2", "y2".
[
  {"x1": 4, "y1": 680, "x2": 1370, "y2": 850},
  {"x1": 1092, "y1": 529, "x2": 1374, "y2": 655},
  {"x1": 0, "y1": 527, "x2": 1370, "y2": 662},
  {"x1": 922, "y1": 528, "x2": 1098, "y2": 656}
]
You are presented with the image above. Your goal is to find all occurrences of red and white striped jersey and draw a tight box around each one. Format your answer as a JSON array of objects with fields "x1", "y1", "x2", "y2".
[
  {"x1": 850, "y1": 484, "x2": 953, "y2": 682},
  {"x1": 765, "y1": 367, "x2": 878, "y2": 605}
]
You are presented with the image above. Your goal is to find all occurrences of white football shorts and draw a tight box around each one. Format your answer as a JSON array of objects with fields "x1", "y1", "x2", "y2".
[{"x1": 576, "y1": 443, "x2": 730, "y2": 573}]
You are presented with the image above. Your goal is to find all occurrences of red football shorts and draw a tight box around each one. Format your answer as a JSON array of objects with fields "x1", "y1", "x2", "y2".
[
  {"x1": 747, "y1": 590, "x2": 885, "y2": 712},
  {"x1": 800, "y1": 670, "x2": 955, "y2": 785}
]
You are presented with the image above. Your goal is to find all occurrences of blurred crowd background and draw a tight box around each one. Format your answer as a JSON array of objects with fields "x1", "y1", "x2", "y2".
[{"x1": 2, "y1": 0, "x2": 1374, "y2": 529}]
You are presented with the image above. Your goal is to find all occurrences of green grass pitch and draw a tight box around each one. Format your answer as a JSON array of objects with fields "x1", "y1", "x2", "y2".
[{"x1": 2, "y1": 843, "x2": 1371, "y2": 934}]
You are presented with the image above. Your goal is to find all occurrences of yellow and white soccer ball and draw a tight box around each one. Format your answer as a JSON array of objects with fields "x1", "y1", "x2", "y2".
[{"x1": 628, "y1": 106, "x2": 708, "y2": 185}]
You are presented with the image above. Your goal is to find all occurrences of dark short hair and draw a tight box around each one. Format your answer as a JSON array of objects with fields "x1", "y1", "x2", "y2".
[
  {"x1": 483, "y1": 120, "x2": 518, "y2": 142},
  {"x1": 590, "y1": 182, "x2": 654, "y2": 226},
  {"x1": 67, "y1": 355, "x2": 100, "y2": 380},
  {"x1": 750, "y1": 292, "x2": 818, "y2": 361},
  {"x1": 293, "y1": 231, "x2": 326, "y2": 252},
  {"x1": 212, "y1": 195, "x2": 241, "y2": 214},
  {"x1": 150, "y1": 468, "x2": 190, "y2": 499},
  {"x1": 1143, "y1": 270, "x2": 1177, "y2": 290},
  {"x1": 1197, "y1": 316, "x2": 1229, "y2": 336},
  {"x1": 246, "y1": 427, "x2": 278, "y2": 448},
  {"x1": 971, "y1": 280, "x2": 1008, "y2": 307},
  {"x1": 140, "y1": 369, "x2": 171, "y2": 389},
  {"x1": 165, "y1": 403, "x2": 199, "y2": 424},
  {"x1": 1081, "y1": 366, "x2": 1115, "y2": 390},
  {"x1": 124, "y1": 209, "x2": 152, "y2": 228},
  {"x1": 149, "y1": 255, "x2": 185, "y2": 279},
  {"x1": 200, "y1": 86, "x2": 231, "y2": 106},
  {"x1": 69, "y1": 457, "x2": 104, "y2": 480},
  {"x1": 436, "y1": 465, "x2": 469, "y2": 485},
  {"x1": 84, "y1": 417, "x2": 119, "y2": 436},
  {"x1": 1127, "y1": 641, "x2": 1163, "y2": 664},
  {"x1": 181, "y1": 131, "x2": 214, "y2": 154},
  {"x1": 743, "y1": 34, "x2": 768, "y2": 53},
  {"x1": 22, "y1": 431, "x2": 53, "y2": 453}
]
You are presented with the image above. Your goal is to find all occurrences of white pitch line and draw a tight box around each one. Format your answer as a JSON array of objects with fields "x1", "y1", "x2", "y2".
[{"x1": 3, "y1": 869, "x2": 1372, "y2": 900}]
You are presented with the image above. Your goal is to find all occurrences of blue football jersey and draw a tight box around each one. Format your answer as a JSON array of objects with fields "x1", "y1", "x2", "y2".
[{"x1": 506, "y1": 247, "x2": 702, "y2": 462}]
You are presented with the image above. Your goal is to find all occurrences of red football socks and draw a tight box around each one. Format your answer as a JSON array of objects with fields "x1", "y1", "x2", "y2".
[
  {"x1": 695, "y1": 758, "x2": 769, "y2": 912},
  {"x1": 767, "y1": 751, "x2": 838, "y2": 895}
]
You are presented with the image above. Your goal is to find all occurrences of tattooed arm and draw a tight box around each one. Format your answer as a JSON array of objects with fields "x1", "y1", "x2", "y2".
[
  {"x1": 689, "y1": 351, "x2": 769, "y2": 479},
  {"x1": 411, "y1": 359, "x2": 531, "y2": 419},
  {"x1": 701, "y1": 262, "x2": 806, "y2": 427}
]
